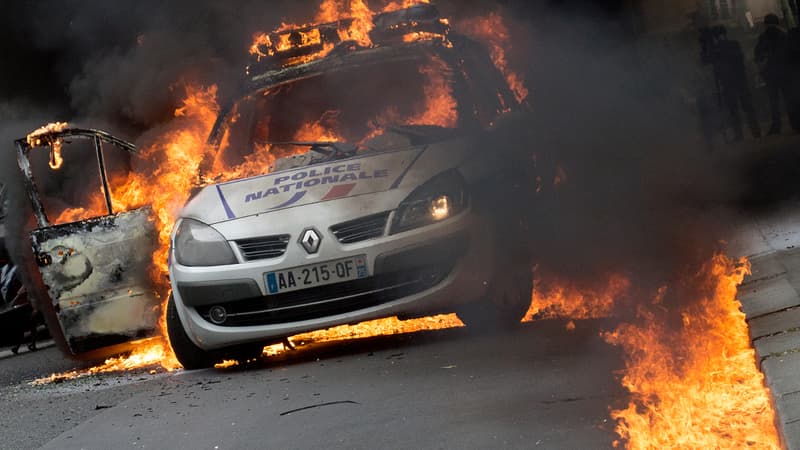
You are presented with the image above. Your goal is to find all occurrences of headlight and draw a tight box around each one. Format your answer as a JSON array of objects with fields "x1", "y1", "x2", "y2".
[
  {"x1": 174, "y1": 218, "x2": 237, "y2": 267},
  {"x1": 391, "y1": 170, "x2": 468, "y2": 234}
]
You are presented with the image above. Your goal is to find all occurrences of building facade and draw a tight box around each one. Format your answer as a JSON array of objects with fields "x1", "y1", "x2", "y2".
[{"x1": 635, "y1": 0, "x2": 796, "y2": 34}]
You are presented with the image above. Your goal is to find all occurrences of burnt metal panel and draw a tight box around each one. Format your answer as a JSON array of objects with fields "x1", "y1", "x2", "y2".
[
  {"x1": 30, "y1": 209, "x2": 160, "y2": 355},
  {"x1": 94, "y1": 135, "x2": 115, "y2": 216},
  {"x1": 15, "y1": 140, "x2": 49, "y2": 228}
]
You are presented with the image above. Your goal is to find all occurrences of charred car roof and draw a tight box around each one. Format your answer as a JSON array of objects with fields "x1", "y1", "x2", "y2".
[{"x1": 203, "y1": 3, "x2": 519, "y2": 178}]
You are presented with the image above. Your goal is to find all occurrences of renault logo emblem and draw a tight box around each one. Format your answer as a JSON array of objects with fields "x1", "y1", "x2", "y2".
[{"x1": 299, "y1": 227, "x2": 322, "y2": 254}]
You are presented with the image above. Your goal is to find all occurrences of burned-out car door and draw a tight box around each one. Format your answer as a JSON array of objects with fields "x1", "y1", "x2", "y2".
[{"x1": 15, "y1": 127, "x2": 159, "y2": 358}]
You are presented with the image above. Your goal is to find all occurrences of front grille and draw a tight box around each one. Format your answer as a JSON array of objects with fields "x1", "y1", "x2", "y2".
[
  {"x1": 236, "y1": 235, "x2": 290, "y2": 261},
  {"x1": 330, "y1": 212, "x2": 390, "y2": 244},
  {"x1": 195, "y1": 261, "x2": 457, "y2": 327}
]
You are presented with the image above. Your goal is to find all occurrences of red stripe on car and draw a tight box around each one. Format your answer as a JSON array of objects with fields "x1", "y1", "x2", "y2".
[{"x1": 322, "y1": 184, "x2": 356, "y2": 200}]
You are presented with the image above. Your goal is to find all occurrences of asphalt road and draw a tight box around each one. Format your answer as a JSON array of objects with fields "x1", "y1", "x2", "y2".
[{"x1": 0, "y1": 319, "x2": 626, "y2": 449}]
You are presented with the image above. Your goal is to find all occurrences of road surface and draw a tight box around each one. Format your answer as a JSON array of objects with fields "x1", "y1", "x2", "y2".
[{"x1": 1, "y1": 320, "x2": 625, "y2": 449}]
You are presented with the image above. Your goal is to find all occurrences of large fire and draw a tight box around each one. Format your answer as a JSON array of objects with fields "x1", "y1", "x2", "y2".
[
  {"x1": 524, "y1": 271, "x2": 630, "y2": 321},
  {"x1": 604, "y1": 255, "x2": 780, "y2": 449},
  {"x1": 32, "y1": 337, "x2": 177, "y2": 384},
  {"x1": 34, "y1": 314, "x2": 464, "y2": 383},
  {"x1": 248, "y1": 0, "x2": 439, "y2": 62},
  {"x1": 249, "y1": 0, "x2": 380, "y2": 66},
  {"x1": 35, "y1": 1, "x2": 502, "y2": 375},
  {"x1": 520, "y1": 256, "x2": 779, "y2": 448},
  {"x1": 26, "y1": 5, "x2": 778, "y2": 449},
  {"x1": 40, "y1": 85, "x2": 224, "y2": 371}
]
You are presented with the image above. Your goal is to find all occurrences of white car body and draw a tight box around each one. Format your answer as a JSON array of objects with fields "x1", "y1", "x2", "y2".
[{"x1": 169, "y1": 134, "x2": 500, "y2": 351}]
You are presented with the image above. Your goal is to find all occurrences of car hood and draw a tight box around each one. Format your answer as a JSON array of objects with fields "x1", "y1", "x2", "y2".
[{"x1": 181, "y1": 141, "x2": 473, "y2": 225}]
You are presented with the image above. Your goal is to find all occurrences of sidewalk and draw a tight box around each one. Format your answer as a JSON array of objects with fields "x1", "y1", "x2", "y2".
[
  {"x1": 0, "y1": 339, "x2": 55, "y2": 361},
  {"x1": 731, "y1": 205, "x2": 800, "y2": 449}
]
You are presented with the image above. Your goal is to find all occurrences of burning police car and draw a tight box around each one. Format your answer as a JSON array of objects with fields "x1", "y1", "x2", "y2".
[
  {"x1": 166, "y1": 4, "x2": 535, "y2": 368},
  {"x1": 12, "y1": 4, "x2": 534, "y2": 365}
]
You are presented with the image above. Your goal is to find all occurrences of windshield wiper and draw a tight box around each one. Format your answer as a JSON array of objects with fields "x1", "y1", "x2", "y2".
[
  {"x1": 266, "y1": 141, "x2": 357, "y2": 157},
  {"x1": 270, "y1": 141, "x2": 358, "y2": 172}
]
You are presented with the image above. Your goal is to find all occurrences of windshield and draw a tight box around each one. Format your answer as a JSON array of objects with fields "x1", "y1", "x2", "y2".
[{"x1": 208, "y1": 54, "x2": 458, "y2": 179}]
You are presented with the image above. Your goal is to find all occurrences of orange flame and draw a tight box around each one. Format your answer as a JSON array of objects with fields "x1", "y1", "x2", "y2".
[
  {"x1": 93, "y1": 85, "x2": 222, "y2": 369},
  {"x1": 26, "y1": 121, "x2": 68, "y2": 146},
  {"x1": 408, "y1": 57, "x2": 458, "y2": 127},
  {"x1": 364, "y1": 56, "x2": 458, "y2": 138},
  {"x1": 402, "y1": 30, "x2": 449, "y2": 45},
  {"x1": 604, "y1": 255, "x2": 780, "y2": 449},
  {"x1": 48, "y1": 140, "x2": 64, "y2": 170},
  {"x1": 276, "y1": 28, "x2": 323, "y2": 52},
  {"x1": 290, "y1": 314, "x2": 462, "y2": 346},
  {"x1": 249, "y1": 33, "x2": 273, "y2": 60},
  {"x1": 104, "y1": 85, "x2": 220, "y2": 283},
  {"x1": 26, "y1": 122, "x2": 68, "y2": 170},
  {"x1": 54, "y1": 206, "x2": 97, "y2": 224},
  {"x1": 248, "y1": 0, "x2": 457, "y2": 71},
  {"x1": 249, "y1": 0, "x2": 379, "y2": 68},
  {"x1": 459, "y1": 13, "x2": 529, "y2": 104},
  {"x1": 524, "y1": 273, "x2": 630, "y2": 321},
  {"x1": 44, "y1": 85, "x2": 221, "y2": 367},
  {"x1": 32, "y1": 338, "x2": 179, "y2": 384},
  {"x1": 294, "y1": 116, "x2": 345, "y2": 142},
  {"x1": 382, "y1": 0, "x2": 430, "y2": 12},
  {"x1": 35, "y1": 314, "x2": 463, "y2": 382},
  {"x1": 319, "y1": 0, "x2": 374, "y2": 47}
]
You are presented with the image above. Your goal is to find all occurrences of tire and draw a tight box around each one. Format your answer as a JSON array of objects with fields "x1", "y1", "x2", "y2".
[
  {"x1": 456, "y1": 212, "x2": 534, "y2": 332},
  {"x1": 456, "y1": 263, "x2": 533, "y2": 331},
  {"x1": 166, "y1": 294, "x2": 218, "y2": 370}
]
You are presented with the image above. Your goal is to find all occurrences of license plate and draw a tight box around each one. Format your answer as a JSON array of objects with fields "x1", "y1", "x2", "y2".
[{"x1": 265, "y1": 256, "x2": 368, "y2": 294}]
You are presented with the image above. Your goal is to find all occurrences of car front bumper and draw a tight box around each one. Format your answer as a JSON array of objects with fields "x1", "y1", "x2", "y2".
[{"x1": 169, "y1": 210, "x2": 494, "y2": 351}]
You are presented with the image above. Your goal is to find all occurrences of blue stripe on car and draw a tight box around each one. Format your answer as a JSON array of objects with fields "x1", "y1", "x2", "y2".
[{"x1": 216, "y1": 185, "x2": 236, "y2": 219}]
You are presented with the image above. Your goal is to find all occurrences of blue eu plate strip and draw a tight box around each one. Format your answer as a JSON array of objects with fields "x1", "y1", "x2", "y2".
[{"x1": 266, "y1": 272, "x2": 278, "y2": 294}]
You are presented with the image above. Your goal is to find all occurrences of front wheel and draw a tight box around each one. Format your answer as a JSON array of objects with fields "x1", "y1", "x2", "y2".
[
  {"x1": 456, "y1": 258, "x2": 533, "y2": 332},
  {"x1": 166, "y1": 294, "x2": 218, "y2": 370}
]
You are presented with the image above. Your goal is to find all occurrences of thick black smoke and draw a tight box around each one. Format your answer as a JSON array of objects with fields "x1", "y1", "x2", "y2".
[
  {"x1": 0, "y1": 0, "x2": 304, "y2": 134},
  {"x1": 521, "y1": 11, "x2": 727, "y2": 276},
  {"x1": 485, "y1": 3, "x2": 741, "y2": 294}
]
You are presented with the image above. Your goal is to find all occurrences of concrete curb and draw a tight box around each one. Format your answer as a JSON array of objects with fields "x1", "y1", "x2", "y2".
[{"x1": 738, "y1": 213, "x2": 800, "y2": 449}]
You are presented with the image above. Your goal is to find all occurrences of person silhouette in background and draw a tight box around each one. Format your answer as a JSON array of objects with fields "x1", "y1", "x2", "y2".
[
  {"x1": 755, "y1": 13, "x2": 789, "y2": 135},
  {"x1": 785, "y1": 26, "x2": 800, "y2": 132},
  {"x1": 706, "y1": 26, "x2": 762, "y2": 141},
  {"x1": 1, "y1": 250, "x2": 41, "y2": 354}
]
